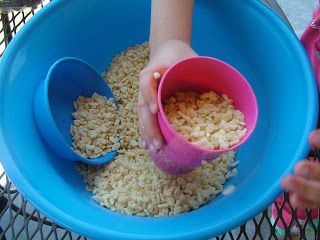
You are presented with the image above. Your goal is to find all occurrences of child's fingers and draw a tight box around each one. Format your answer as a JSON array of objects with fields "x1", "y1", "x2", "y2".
[
  {"x1": 139, "y1": 108, "x2": 164, "y2": 153},
  {"x1": 294, "y1": 161, "x2": 320, "y2": 181},
  {"x1": 139, "y1": 68, "x2": 159, "y2": 114},
  {"x1": 138, "y1": 65, "x2": 169, "y2": 152},
  {"x1": 309, "y1": 130, "x2": 320, "y2": 149},
  {"x1": 290, "y1": 193, "x2": 320, "y2": 209},
  {"x1": 138, "y1": 98, "x2": 147, "y2": 149},
  {"x1": 281, "y1": 175, "x2": 320, "y2": 205},
  {"x1": 138, "y1": 92, "x2": 164, "y2": 153}
]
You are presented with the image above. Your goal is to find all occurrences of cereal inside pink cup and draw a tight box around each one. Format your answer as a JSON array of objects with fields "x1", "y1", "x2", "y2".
[{"x1": 152, "y1": 56, "x2": 258, "y2": 175}]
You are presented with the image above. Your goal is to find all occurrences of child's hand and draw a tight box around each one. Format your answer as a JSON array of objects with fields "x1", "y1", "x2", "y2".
[
  {"x1": 281, "y1": 130, "x2": 320, "y2": 209},
  {"x1": 138, "y1": 39, "x2": 197, "y2": 153}
]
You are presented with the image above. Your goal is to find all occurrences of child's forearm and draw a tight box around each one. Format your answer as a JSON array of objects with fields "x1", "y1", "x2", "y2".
[{"x1": 149, "y1": 0, "x2": 194, "y2": 55}]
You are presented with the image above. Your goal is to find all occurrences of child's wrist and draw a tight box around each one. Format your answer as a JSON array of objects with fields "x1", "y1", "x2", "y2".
[{"x1": 149, "y1": 38, "x2": 191, "y2": 58}]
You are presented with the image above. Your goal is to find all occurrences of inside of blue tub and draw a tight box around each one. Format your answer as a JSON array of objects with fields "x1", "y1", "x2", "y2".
[{"x1": 0, "y1": 0, "x2": 317, "y2": 239}]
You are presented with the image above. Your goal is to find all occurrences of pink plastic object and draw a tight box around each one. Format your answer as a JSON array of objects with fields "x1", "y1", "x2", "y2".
[{"x1": 152, "y1": 56, "x2": 258, "y2": 175}]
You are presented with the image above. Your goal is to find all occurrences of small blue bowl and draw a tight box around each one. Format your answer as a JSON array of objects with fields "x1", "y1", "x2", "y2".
[{"x1": 33, "y1": 57, "x2": 118, "y2": 165}]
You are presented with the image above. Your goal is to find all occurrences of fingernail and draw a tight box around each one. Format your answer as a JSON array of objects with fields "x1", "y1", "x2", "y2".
[
  {"x1": 291, "y1": 194, "x2": 302, "y2": 209},
  {"x1": 149, "y1": 103, "x2": 157, "y2": 114},
  {"x1": 296, "y1": 162, "x2": 309, "y2": 177},
  {"x1": 282, "y1": 175, "x2": 296, "y2": 191},
  {"x1": 313, "y1": 133, "x2": 320, "y2": 146},
  {"x1": 280, "y1": 175, "x2": 290, "y2": 188},
  {"x1": 153, "y1": 139, "x2": 162, "y2": 150},
  {"x1": 141, "y1": 141, "x2": 147, "y2": 149},
  {"x1": 309, "y1": 130, "x2": 320, "y2": 147},
  {"x1": 149, "y1": 144, "x2": 157, "y2": 154},
  {"x1": 280, "y1": 178, "x2": 286, "y2": 189}
]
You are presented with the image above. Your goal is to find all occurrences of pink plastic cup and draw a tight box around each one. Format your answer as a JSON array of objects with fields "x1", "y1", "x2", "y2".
[{"x1": 152, "y1": 56, "x2": 258, "y2": 175}]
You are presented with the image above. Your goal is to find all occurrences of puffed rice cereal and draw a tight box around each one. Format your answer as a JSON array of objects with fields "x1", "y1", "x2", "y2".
[
  {"x1": 163, "y1": 91, "x2": 247, "y2": 150},
  {"x1": 76, "y1": 43, "x2": 239, "y2": 216},
  {"x1": 70, "y1": 93, "x2": 120, "y2": 158}
]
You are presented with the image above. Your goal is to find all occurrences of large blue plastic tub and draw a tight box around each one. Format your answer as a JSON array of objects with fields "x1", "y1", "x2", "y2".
[{"x1": 0, "y1": 0, "x2": 318, "y2": 239}]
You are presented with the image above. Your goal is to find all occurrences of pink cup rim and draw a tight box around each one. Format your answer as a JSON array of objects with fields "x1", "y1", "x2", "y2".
[{"x1": 157, "y1": 56, "x2": 259, "y2": 154}]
